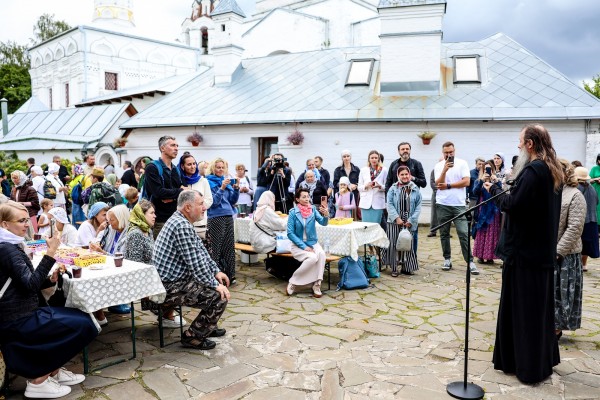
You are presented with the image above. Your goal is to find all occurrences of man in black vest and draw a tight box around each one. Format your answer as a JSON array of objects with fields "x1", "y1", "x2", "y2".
[{"x1": 385, "y1": 142, "x2": 427, "y2": 192}]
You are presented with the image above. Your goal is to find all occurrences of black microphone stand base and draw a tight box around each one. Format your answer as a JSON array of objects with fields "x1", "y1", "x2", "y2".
[{"x1": 447, "y1": 381, "x2": 484, "y2": 400}]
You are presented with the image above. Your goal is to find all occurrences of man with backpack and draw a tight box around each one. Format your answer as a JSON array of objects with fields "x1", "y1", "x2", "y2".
[
  {"x1": 69, "y1": 164, "x2": 87, "y2": 227},
  {"x1": 84, "y1": 167, "x2": 123, "y2": 208},
  {"x1": 143, "y1": 135, "x2": 189, "y2": 238}
]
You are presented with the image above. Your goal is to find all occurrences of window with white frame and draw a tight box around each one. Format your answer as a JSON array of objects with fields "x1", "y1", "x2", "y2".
[
  {"x1": 454, "y1": 56, "x2": 481, "y2": 83},
  {"x1": 345, "y1": 59, "x2": 375, "y2": 86}
]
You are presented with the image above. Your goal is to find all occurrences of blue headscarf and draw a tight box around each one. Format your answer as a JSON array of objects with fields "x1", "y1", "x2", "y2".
[
  {"x1": 178, "y1": 155, "x2": 201, "y2": 185},
  {"x1": 206, "y1": 174, "x2": 233, "y2": 192},
  {"x1": 88, "y1": 202, "x2": 108, "y2": 219}
]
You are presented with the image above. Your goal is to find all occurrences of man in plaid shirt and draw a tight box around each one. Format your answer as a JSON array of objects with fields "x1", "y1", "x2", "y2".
[{"x1": 154, "y1": 190, "x2": 231, "y2": 350}]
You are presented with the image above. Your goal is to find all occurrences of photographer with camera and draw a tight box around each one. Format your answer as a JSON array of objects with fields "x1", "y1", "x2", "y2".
[{"x1": 265, "y1": 153, "x2": 292, "y2": 213}]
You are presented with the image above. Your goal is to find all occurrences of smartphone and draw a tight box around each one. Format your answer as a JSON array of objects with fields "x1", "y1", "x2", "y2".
[
  {"x1": 447, "y1": 156, "x2": 454, "y2": 163},
  {"x1": 321, "y1": 196, "x2": 328, "y2": 208},
  {"x1": 485, "y1": 166, "x2": 492, "y2": 175},
  {"x1": 49, "y1": 219, "x2": 55, "y2": 237},
  {"x1": 230, "y1": 178, "x2": 237, "y2": 185}
]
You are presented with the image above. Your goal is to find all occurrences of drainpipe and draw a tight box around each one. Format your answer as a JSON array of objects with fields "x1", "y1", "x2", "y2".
[
  {"x1": 79, "y1": 26, "x2": 88, "y2": 101},
  {"x1": 0, "y1": 98, "x2": 8, "y2": 137}
]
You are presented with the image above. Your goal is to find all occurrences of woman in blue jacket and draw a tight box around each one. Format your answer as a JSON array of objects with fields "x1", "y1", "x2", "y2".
[
  {"x1": 287, "y1": 188, "x2": 329, "y2": 297},
  {"x1": 206, "y1": 158, "x2": 240, "y2": 284}
]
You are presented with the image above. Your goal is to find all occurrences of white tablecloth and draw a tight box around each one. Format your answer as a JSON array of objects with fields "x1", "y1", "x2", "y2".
[
  {"x1": 235, "y1": 218, "x2": 389, "y2": 261},
  {"x1": 34, "y1": 256, "x2": 166, "y2": 313}
]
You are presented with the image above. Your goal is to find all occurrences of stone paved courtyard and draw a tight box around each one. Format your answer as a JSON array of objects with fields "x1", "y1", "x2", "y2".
[{"x1": 5, "y1": 227, "x2": 600, "y2": 399}]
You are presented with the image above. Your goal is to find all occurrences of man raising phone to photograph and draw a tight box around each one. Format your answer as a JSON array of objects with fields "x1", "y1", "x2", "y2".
[{"x1": 434, "y1": 141, "x2": 479, "y2": 275}]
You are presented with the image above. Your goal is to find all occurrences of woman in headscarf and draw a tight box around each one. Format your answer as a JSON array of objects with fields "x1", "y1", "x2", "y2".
[
  {"x1": 46, "y1": 163, "x2": 68, "y2": 211},
  {"x1": 206, "y1": 158, "x2": 239, "y2": 283},
  {"x1": 10, "y1": 170, "x2": 40, "y2": 233},
  {"x1": 381, "y1": 166, "x2": 421, "y2": 276},
  {"x1": 298, "y1": 170, "x2": 328, "y2": 206},
  {"x1": 249, "y1": 191, "x2": 287, "y2": 253},
  {"x1": 287, "y1": 188, "x2": 329, "y2": 297},
  {"x1": 178, "y1": 152, "x2": 213, "y2": 241},
  {"x1": 0, "y1": 201, "x2": 97, "y2": 399},
  {"x1": 105, "y1": 173, "x2": 118, "y2": 188},
  {"x1": 589, "y1": 153, "x2": 600, "y2": 234},
  {"x1": 575, "y1": 166, "x2": 599, "y2": 272},
  {"x1": 472, "y1": 159, "x2": 503, "y2": 264},
  {"x1": 124, "y1": 199, "x2": 156, "y2": 264},
  {"x1": 77, "y1": 202, "x2": 109, "y2": 248},
  {"x1": 555, "y1": 160, "x2": 586, "y2": 339}
]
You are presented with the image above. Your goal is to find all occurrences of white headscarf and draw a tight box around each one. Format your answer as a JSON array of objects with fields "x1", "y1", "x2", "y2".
[
  {"x1": 254, "y1": 191, "x2": 276, "y2": 222},
  {"x1": 47, "y1": 162, "x2": 60, "y2": 175}
]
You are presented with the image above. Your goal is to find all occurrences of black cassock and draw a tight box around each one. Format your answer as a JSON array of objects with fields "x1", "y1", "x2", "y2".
[{"x1": 490, "y1": 159, "x2": 560, "y2": 384}]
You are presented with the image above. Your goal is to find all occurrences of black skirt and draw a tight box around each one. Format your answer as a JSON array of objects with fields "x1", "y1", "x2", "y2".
[{"x1": 0, "y1": 307, "x2": 98, "y2": 378}]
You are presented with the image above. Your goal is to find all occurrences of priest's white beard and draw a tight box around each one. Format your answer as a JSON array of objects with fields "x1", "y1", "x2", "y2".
[{"x1": 510, "y1": 148, "x2": 531, "y2": 182}]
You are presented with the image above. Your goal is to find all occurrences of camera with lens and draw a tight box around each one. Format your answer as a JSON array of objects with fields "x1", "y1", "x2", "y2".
[{"x1": 271, "y1": 156, "x2": 287, "y2": 170}]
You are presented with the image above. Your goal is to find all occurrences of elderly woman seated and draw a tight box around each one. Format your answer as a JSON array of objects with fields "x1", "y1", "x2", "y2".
[
  {"x1": 0, "y1": 201, "x2": 97, "y2": 399},
  {"x1": 249, "y1": 192, "x2": 288, "y2": 253}
]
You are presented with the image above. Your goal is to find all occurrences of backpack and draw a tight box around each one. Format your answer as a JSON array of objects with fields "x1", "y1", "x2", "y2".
[
  {"x1": 43, "y1": 178, "x2": 57, "y2": 199},
  {"x1": 337, "y1": 256, "x2": 370, "y2": 290},
  {"x1": 71, "y1": 182, "x2": 83, "y2": 206},
  {"x1": 364, "y1": 254, "x2": 380, "y2": 278},
  {"x1": 89, "y1": 183, "x2": 123, "y2": 208},
  {"x1": 142, "y1": 160, "x2": 181, "y2": 200}
]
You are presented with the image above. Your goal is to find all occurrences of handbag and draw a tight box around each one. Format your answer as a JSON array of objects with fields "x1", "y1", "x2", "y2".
[
  {"x1": 364, "y1": 255, "x2": 380, "y2": 278},
  {"x1": 396, "y1": 228, "x2": 413, "y2": 252},
  {"x1": 275, "y1": 231, "x2": 292, "y2": 254}
]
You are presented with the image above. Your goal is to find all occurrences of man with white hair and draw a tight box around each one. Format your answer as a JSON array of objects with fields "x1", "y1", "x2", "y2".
[{"x1": 153, "y1": 190, "x2": 230, "y2": 350}]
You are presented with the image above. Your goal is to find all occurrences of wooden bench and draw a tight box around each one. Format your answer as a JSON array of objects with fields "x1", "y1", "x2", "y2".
[{"x1": 235, "y1": 242, "x2": 341, "y2": 290}]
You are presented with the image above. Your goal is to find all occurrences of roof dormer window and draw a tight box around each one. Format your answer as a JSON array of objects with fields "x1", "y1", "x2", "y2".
[
  {"x1": 345, "y1": 59, "x2": 374, "y2": 86},
  {"x1": 453, "y1": 55, "x2": 481, "y2": 84}
]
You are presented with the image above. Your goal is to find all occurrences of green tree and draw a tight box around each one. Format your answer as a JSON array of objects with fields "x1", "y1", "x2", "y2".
[
  {"x1": 584, "y1": 75, "x2": 600, "y2": 99},
  {"x1": 0, "y1": 41, "x2": 29, "y2": 68},
  {"x1": 0, "y1": 64, "x2": 31, "y2": 113},
  {"x1": 31, "y1": 13, "x2": 71, "y2": 45}
]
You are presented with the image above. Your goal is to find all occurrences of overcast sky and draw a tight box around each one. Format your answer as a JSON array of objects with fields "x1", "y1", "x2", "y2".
[{"x1": 1, "y1": 0, "x2": 598, "y2": 85}]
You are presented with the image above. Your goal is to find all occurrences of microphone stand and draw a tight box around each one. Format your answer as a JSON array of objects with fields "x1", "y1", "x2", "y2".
[{"x1": 431, "y1": 185, "x2": 511, "y2": 400}]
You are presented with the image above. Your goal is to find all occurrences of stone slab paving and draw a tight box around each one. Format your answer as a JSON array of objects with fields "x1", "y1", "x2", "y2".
[{"x1": 4, "y1": 226, "x2": 600, "y2": 399}]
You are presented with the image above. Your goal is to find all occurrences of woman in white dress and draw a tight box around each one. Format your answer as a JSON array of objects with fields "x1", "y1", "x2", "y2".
[{"x1": 249, "y1": 191, "x2": 287, "y2": 253}]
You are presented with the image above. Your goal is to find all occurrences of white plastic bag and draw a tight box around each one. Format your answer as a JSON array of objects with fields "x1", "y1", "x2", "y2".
[
  {"x1": 396, "y1": 228, "x2": 412, "y2": 252},
  {"x1": 275, "y1": 231, "x2": 292, "y2": 254}
]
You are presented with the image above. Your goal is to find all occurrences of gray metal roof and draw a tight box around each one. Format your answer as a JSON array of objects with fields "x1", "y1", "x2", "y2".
[
  {"x1": 15, "y1": 97, "x2": 49, "y2": 114},
  {"x1": 0, "y1": 104, "x2": 133, "y2": 151},
  {"x1": 212, "y1": 0, "x2": 247, "y2": 18},
  {"x1": 121, "y1": 33, "x2": 600, "y2": 129},
  {"x1": 378, "y1": 0, "x2": 446, "y2": 8}
]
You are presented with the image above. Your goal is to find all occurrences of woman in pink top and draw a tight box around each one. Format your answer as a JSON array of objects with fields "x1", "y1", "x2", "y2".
[{"x1": 334, "y1": 177, "x2": 356, "y2": 218}]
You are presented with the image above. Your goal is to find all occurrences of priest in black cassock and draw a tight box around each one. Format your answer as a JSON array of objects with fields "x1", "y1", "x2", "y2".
[{"x1": 484, "y1": 124, "x2": 562, "y2": 384}]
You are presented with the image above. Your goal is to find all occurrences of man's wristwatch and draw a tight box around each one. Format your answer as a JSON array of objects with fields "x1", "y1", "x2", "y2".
[{"x1": 447, "y1": 183, "x2": 451, "y2": 190}]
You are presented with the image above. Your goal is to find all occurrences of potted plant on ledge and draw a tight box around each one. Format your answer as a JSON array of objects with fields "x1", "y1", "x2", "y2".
[
  {"x1": 417, "y1": 131, "x2": 437, "y2": 145},
  {"x1": 287, "y1": 127, "x2": 304, "y2": 146},
  {"x1": 113, "y1": 137, "x2": 128, "y2": 148},
  {"x1": 187, "y1": 132, "x2": 203, "y2": 147}
]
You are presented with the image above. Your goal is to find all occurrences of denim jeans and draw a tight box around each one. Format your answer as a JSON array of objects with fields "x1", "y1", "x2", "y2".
[{"x1": 436, "y1": 204, "x2": 472, "y2": 264}]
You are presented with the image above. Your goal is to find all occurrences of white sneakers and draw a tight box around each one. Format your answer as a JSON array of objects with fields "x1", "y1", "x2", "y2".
[
  {"x1": 312, "y1": 281, "x2": 322, "y2": 298},
  {"x1": 286, "y1": 283, "x2": 295, "y2": 296},
  {"x1": 161, "y1": 315, "x2": 187, "y2": 329},
  {"x1": 25, "y1": 369, "x2": 85, "y2": 399}
]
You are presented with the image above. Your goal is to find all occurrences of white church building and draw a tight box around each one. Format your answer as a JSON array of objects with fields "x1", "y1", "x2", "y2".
[{"x1": 1, "y1": 0, "x2": 600, "y2": 206}]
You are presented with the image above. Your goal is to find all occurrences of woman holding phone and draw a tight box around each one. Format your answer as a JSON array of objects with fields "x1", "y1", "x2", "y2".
[
  {"x1": 286, "y1": 188, "x2": 329, "y2": 297},
  {"x1": 472, "y1": 159, "x2": 502, "y2": 264},
  {"x1": 206, "y1": 158, "x2": 239, "y2": 283},
  {"x1": 358, "y1": 151, "x2": 388, "y2": 225},
  {"x1": 298, "y1": 170, "x2": 327, "y2": 206},
  {"x1": 178, "y1": 152, "x2": 213, "y2": 241}
]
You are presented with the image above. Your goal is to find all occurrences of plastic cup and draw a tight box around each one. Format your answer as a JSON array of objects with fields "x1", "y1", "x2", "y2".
[
  {"x1": 33, "y1": 233, "x2": 42, "y2": 240},
  {"x1": 72, "y1": 266, "x2": 82, "y2": 278},
  {"x1": 114, "y1": 252, "x2": 124, "y2": 267}
]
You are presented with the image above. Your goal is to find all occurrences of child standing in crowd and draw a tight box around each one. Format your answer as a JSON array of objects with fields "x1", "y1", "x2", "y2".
[
  {"x1": 334, "y1": 177, "x2": 356, "y2": 218},
  {"x1": 37, "y1": 198, "x2": 54, "y2": 236}
]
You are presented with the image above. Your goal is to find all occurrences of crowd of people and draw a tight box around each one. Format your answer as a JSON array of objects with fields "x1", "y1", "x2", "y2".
[{"x1": 2, "y1": 124, "x2": 600, "y2": 395}]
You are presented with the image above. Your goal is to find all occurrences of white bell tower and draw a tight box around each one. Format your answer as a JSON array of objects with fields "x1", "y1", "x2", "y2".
[{"x1": 93, "y1": 0, "x2": 136, "y2": 30}]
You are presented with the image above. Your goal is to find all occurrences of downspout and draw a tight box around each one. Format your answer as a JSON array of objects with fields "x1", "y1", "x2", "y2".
[
  {"x1": 79, "y1": 26, "x2": 88, "y2": 101},
  {"x1": 1, "y1": 98, "x2": 8, "y2": 137}
]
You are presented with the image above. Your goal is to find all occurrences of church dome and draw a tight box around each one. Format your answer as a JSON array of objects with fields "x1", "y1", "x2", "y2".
[{"x1": 93, "y1": 0, "x2": 136, "y2": 30}]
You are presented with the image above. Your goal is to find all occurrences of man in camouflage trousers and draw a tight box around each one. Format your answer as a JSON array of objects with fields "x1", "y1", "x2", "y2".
[{"x1": 153, "y1": 190, "x2": 231, "y2": 350}]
